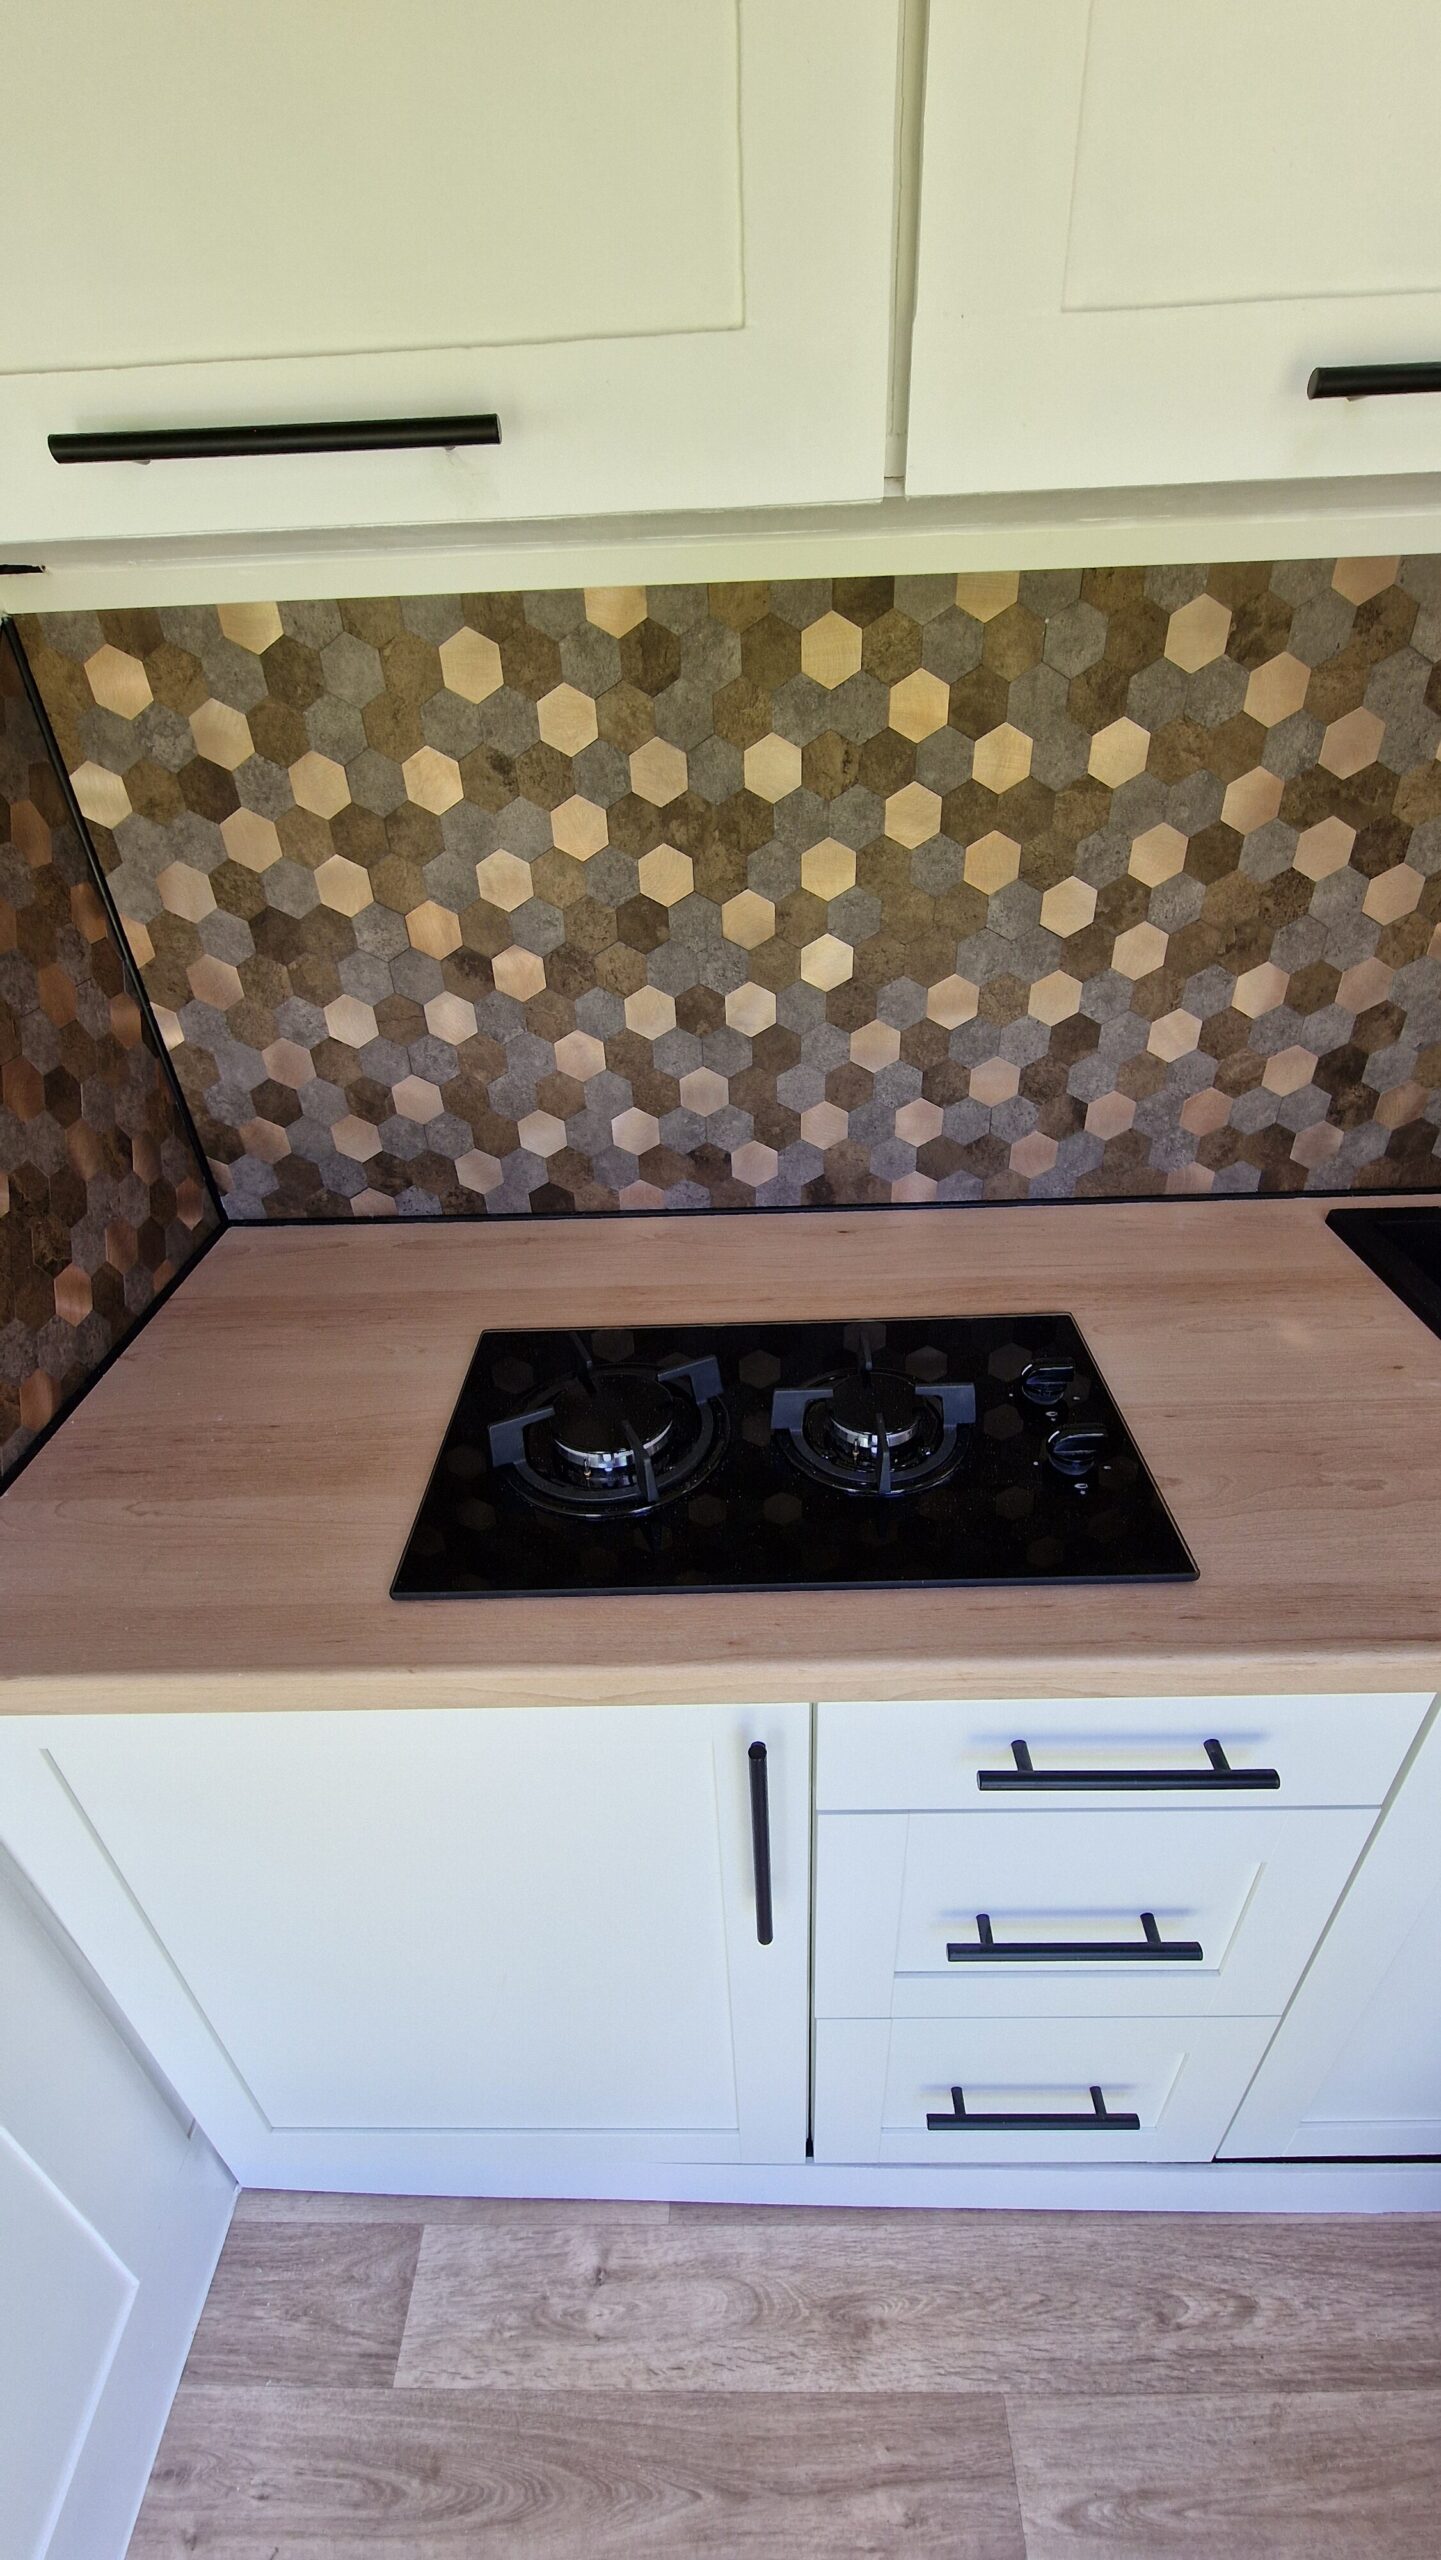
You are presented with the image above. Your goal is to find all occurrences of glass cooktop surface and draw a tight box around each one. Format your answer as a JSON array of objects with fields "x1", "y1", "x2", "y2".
[{"x1": 392, "y1": 1313, "x2": 1196, "y2": 1599}]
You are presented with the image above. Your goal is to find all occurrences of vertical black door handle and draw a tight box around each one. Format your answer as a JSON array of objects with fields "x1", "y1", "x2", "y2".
[{"x1": 748, "y1": 1741, "x2": 773, "y2": 1945}]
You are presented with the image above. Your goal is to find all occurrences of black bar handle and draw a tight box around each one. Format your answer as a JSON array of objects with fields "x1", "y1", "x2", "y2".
[
  {"x1": 748, "y1": 1741, "x2": 773, "y2": 1947},
  {"x1": 977, "y1": 1738, "x2": 1279, "y2": 1792},
  {"x1": 1308, "y1": 363, "x2": 1441, "y2": 401},
  {"x1": 927, "y1": 2082, "x2": 1141, "y2": 2132},
  {"x1": 947, "y1": 1910, "x2": 1203, "y2": 1964},
  {"x1": 48, "y1": 413, "x2": 502, "y2": 466}
]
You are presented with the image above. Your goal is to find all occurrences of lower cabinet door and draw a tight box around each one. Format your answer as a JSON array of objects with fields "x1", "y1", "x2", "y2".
[
  {"x1": 0, "y1": 1704, "x2": 809, "y2": 2182},
  {"x1": 815, "y1": 1806, "x2": 1375, "y2": 2020},
  {"x1": 814, "y1": 2015, "x2": 1276, "y2": 2165}
]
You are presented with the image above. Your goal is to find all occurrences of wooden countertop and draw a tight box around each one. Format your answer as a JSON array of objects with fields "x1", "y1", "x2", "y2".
[{"x1": 3, "y1": 1198, "x2": 1440, "y2": 1712}]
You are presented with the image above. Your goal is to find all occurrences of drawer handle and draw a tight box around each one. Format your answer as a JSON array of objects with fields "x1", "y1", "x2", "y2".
[
  {"x1": 1308, "y1": 362, "x2": 1441, "y2": 400},
  {"x1": 48, "y1": 414, "x2": 502, "y2": 466},
  {"x1": 748, "y1": 1742, "x2": 773, "y2": 1947},
  {"x1": 947, "y1": 1910, "x2": 1203, "y2": 1964},
  {"x1": 927, "y1": 2082, "x2": 1141, "y2": 2133},
  {"x1": 977, "y1": 1738, "x2": 1280, "y2": 1792}
]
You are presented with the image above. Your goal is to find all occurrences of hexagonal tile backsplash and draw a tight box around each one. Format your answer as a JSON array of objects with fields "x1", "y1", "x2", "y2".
[
  {"x1": 16, "y1": 561, "x2": 1441, "y2": 1222},
  {"x1": 1, "y1": 626, "x2": 218, "y2": 1481}
]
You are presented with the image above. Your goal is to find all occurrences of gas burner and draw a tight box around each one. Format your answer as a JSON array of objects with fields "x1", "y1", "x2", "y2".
[
  {"x1": 486, "y1": 1349, "x2": 726, "y2": 1518},
  {"x1": 771, "y1": 1339, "x2": 976, "y2": 1497},
  {"x1": 551, "y1": 1375, "x2": 674, "y2": 1477}
]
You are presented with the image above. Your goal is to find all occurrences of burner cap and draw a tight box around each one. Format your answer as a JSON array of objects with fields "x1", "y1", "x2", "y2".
[
  {"x1": 828, "y1": 1369, "x2": 922, "y2": 1456},
  {"x1": 551, "y1": 1375, "x2": 674, "y2": 1474}
]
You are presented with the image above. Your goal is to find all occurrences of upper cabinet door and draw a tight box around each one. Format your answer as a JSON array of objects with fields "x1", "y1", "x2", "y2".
[
  {"x1": 2, "y1": 0, "x2": 898, "y2": 546},
  {"x1": 907, "y1": 0, "x2": 1441, "y2": 497}
]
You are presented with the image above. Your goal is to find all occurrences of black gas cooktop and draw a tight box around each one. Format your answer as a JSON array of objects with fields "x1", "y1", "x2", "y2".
[{"x1": 392, "y1": 1314, "x2": 1195, "y2": 1599}]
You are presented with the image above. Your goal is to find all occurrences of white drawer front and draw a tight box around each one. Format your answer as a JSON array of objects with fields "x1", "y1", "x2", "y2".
[
  {"x1": 816, "y1": 1695, "x2": 1429, "y2": 1815},
  {"x1": 815, "y1": 1806, "x2": 1374, "y2": 2021},
  {"x1": 814, "y1": 2014, "x2": 1275, "y2": 2165}
]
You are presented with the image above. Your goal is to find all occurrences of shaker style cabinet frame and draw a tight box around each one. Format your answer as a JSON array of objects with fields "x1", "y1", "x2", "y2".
[
  {"x1": 1221, "y1": 1695, "x2": 1441, "y2": 2158},
  {"x1": 1, "y1": 0, "x2": 899, "y2": 547},
  {"x1": 0, "y1": 1704, "x2": 810, "y2": 2187},
  {"x1": 907, "y1": 0, "x2": 1441, "y2": 498}
]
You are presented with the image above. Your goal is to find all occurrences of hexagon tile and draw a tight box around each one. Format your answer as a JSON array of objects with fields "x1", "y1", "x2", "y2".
[
  {"x1": 1, "y1": 626, "x2": 219, "y2": 1481},
  {"x1": 15, "y1": 560, "x2": 1441, "y2": 1226}
]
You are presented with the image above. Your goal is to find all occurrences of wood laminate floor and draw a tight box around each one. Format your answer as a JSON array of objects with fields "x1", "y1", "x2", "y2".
[{"x1": 130, "y1": 2196, "x2": 1441, "y2": 2557}]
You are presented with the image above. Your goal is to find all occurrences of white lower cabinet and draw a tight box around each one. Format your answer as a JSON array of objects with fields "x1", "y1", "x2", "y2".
[
  {"x1": 1, "y1": 1688, "x2": 1431, "y2": 2195},
  {"x1": 813, "y1": 1691, "x2": 1433, "y2": 2172},
  {"x1": 815, "y1": 2015, "x2": 1277, "y2": 2166},
  {"x1": 0, "y1": 1704, "x2": 809, "y2": 2186}
]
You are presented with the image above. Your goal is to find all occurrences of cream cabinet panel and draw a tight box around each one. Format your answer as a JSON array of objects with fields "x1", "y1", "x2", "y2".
[
  {"x1": 0, "y1": 2131, "x2": 133, "y2": 2560},
  {"x1": 0, "y1": 1704, "x2": 809, "y2": 2182},
  {"x1": 908, "y1": 1, "x2": 1441, "y2": 496},
  {"x1": 2, "y1": 1, "x2": 897, "y2": 545},
  {"x1": 1223, "y1": 1696, "x2": 1441, "y2": 2159},
  {"x1": 815, "y1": 2013, "x2": 1275, "y2": 2165},
  {"x1": 815, "y1": 1806, "x2": 1375, "y2": 2021},
  {"x1": 816, "y1": 1695, "x2": 1428, "y2": 1816}
]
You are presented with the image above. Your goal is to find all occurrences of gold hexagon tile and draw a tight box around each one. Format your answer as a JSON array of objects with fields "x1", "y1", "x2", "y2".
[
  {"x1": 537, "y1": 684, "x2": 600, "y2": 754},
  {"x1": 801, "y1": 932, "x2": 853, "y2": 990},
  {"x1": 1164, "y1": 594, "x2": 1232, "y2": 671},
  {"x1": 721, "y1": 889, "x2": 776, "y2": 949},
  {"x1": 475, "y1": 850, "x2": 533, "y2": 912},
  {"x1": 1332, "y1": 557, "x2": 1400, "y2": 605},
  {"x1": 190, "y1": 699, "x2": 252, "y2": 769},
  {"x1": 637, "y1": 843, "x2": 694, "y2": 905},
  {"x1": 1244, "y1": 654, "x2": 1310, "y2": 727},
  {"x1": 290, "y1": 750, "x2": 352, "y2": 818},
  {"x1": 401, "y1": 746, "x2": 463, "y2": 814},
  {"x1": 800, "y1": 611, "x2": 863, "y2": 687},
  {"x1": 583, "y1": 586, "x2": 648, "y2": 637},
  {"x1": 217, "y1": 600, "x2": 283, "y2": 652},
  {"x1": 972, "y1": 723, "x2": 1032, "y2": 793},
  {"x1": 439, "y1": 627, "x2": 503, "y2": 702},
  {"x1": 963, "y1": 831, "x2": 1021, "y2": 894},
  {"x1": 794, "y1": 839, "x2": 851, "y2": 901},
  {"x1": 1089, "y1": 718, "x2": 1149, "y2": 785},
  {"x1": 1040, "y1": 876, "x2": 1099, "y2": 933},
  {"x1": 1127, "y1": 825, "x2": 1186, "y2": 887},
  {"x1": 85, "y1": 644, "x2": 153, "y2": 718},
  {"x1": 1319, "y1": 707, "x2": 1385, "y2": 778},
  {"x1": 953, "y1": 570, "x2": 1019, "y2": 621}
]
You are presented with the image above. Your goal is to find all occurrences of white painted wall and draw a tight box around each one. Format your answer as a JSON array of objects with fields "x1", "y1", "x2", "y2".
[{"x1": 0, "y1": 1848, "x2": 234, "y2": 2560}]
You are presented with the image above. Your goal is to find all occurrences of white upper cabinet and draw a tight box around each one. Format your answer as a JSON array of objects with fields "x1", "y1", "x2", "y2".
[
  {"x1": 907, "y1": 0, "x2": 1441, "y2": 497},
  {"x1": 1, "y1": 1, "x2": 898, "y2": 546}
]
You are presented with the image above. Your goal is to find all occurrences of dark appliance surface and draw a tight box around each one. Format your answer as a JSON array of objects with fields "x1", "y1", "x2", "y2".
[
  {"x1": 393, "y1": 1313, "x2": 1195, "y2": 1599},
  {"x1": 1326, "y1": 1207, "x2": 1441, "y2": 1344}
]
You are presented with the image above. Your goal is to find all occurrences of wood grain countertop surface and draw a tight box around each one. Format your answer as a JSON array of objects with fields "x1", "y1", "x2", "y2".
[{"x1": 3, "y1": 1195, "x2": 1439, "y2": 1713}]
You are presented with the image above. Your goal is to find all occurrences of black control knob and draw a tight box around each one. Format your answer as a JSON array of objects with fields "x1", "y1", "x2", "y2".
[
  {"x1": 1046, "y1": 1426, "x2": 1106, "y2": 1480},
  {"x1": 1022, "y1": 1357, "x2": 1074, "y2": 1408}
]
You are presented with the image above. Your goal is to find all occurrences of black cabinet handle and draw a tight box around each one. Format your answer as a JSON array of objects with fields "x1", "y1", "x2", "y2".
[
  {"x1": 48, "y1": 413, "x2": 502, "y2": 466},
  {"x1": 947, "y1": 1910, "x2": 1203, "y2": 1964},
  {"x1": 748, "y1": 1741, "x2": 773, "y2": 1946},
  {"x1": 1308, "y1": 363, "x2": 1441, "y2": 401},
  {"x1": 977, "y1": 1738, "x2": 1279, "y2": 1792},
  {"x1": 927, "y1": 2083, "x2": 1141, "y2": 2132}
]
